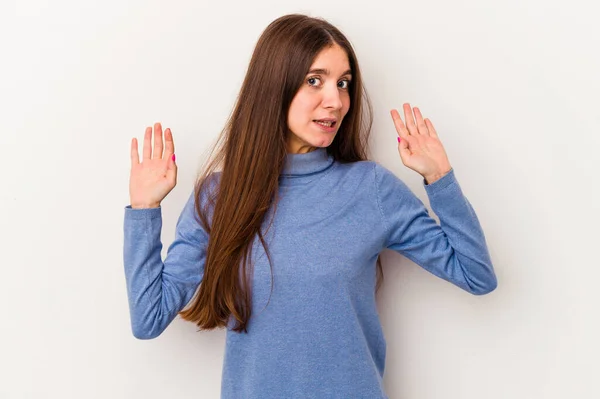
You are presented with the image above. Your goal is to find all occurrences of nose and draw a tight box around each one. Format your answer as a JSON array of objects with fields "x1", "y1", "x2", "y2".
[{"x1": 321, "y1": 83, "x2": 343, "y2": 110}]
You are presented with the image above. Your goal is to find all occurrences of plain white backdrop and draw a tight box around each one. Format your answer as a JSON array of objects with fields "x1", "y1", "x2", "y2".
[{"x1": 2, "y1": 0, "x2": 599, "y2": 398}]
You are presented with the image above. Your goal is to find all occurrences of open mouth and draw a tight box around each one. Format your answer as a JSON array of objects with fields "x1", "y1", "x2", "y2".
[{"x1": 313, "y1": 120, "x2": 337, "y2": 128}]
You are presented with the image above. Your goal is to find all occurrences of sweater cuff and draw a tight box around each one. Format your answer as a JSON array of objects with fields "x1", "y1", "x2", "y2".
[
  {"x1": 124, "y1": 205, "x2": 162, "y2": 220},
  {"x1": 423, "y1": 168, "x2": 457, "y2": 197}
]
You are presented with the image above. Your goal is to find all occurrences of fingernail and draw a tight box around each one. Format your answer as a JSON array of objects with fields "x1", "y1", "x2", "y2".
[
  {"x1": 172, "y1": 154, "x2": 176, "y2": 162},
  {"x1": 397, "y1": 137, "x2": 401, "y2": 143}
]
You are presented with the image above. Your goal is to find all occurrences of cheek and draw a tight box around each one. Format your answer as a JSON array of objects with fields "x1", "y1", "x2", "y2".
[
  {"x1": 289, "y1": 94, "x2": 313, "y2": 121},
  {"x1": 297, "y1": 91, "x2": 321, "y2": 110}
]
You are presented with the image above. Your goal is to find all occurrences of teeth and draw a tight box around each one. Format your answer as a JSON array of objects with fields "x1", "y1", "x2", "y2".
[{"x1": 316, "y1": 120, "x2": 334, "y2": 127}]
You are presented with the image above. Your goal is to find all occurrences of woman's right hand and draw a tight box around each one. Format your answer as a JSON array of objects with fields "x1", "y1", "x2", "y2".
[{"x1": 129, "y1": 122, "x2": 178, "y2": 209}]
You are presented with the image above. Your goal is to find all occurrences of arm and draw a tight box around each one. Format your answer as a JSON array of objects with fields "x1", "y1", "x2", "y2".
[
  {"x1": 123, "y1": 188, "x2": 209, "y2": 339},
  {"x1": 374, "y1": 163, "x2": 497, "y2": 295}
]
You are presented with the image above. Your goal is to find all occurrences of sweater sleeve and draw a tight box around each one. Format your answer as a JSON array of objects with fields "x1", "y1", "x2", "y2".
[
  {"x1": 374, "y1": 163, "x2": 497, "y2": 295},
  {"x1": 123, "y1": 188, "x2": 209, "y2": 339}
]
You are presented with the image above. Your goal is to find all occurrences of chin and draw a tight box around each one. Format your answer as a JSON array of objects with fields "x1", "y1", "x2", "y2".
[{"x1": 311, "y1": 137, "x2": 334, "y2": 148}]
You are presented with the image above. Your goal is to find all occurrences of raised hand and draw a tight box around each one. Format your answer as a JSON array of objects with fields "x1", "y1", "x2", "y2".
[
  {"x1": 390, "y1": 103, "x2": 452, "y2": 184},
  {"x1": 129, "y1": 123, "x2": 177, "y2": 209}
]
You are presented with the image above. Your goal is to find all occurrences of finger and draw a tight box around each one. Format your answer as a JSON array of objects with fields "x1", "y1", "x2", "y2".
[
  {"x1": 425, "y1": 118, "x2": 438, "y2": 139},
  {"x1": 143, "y1": 127, "x2": 152, "y2": 160},
  {"x1": 130, "y1": 138, "x2": 140, "y2": 165},
  {"x1": 167, "y1": 153, "x2": 178, "y2": 172},
  {"x1": 397, "y1": 134, "x2": 412, "y2": 163},
  {"x1": 403, "y1": 103, "x2": 419, "y2": 135},
  {"x1": 413, "y1": 107, "x2": 430, "y2": 136},
  {"x1": 153, "y1": 122, "x2": 163, "y2": 159},
  {"x1": 390, "y1": 109, "x2": 409, "y2": 138},
  {"x1": 163, "y1": 128, "x2": 175, "y2": 159}
]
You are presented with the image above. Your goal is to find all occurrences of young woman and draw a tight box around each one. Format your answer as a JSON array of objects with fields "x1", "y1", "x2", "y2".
[{"x1": 124, "y1": 13, "x2": 497, "y2": 398}]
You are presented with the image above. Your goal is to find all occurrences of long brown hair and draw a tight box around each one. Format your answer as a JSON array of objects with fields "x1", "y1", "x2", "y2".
[{"x1": 178, "y1": 14, "x2": 383, "y2": 333}]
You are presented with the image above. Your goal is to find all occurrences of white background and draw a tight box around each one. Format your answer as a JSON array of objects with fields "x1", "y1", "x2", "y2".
[{"x1": 2, "y1": 0, "x2": 599, "y2": 398}]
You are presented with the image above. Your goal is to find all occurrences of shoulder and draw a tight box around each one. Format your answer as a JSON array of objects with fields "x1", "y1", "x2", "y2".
[
  {"x1": 336, "y1": 159, "x2": 401, "y2": 179},
  {"x1": 195, "y1": 171, "x2": 222, "y2": 200},
  {"x1": 334, "y1": 159, "x2": 379, "y2": 179},
  {"x1": 181, "y1": 171, "x2": 223, "y2": 220},
  {"x1": 367, "y1": 161, "x2": 416, "y2": 202},
  {"x1": 326, "y1": 160, "x2": 379, "y2": 190},
  {"x1": 341, "y1": 160, "x2": 407, "y2": 188},
  {"x1": 330, "y1": 160, "x2": 413, "y2": 200},
  {"x1": 331, "y1": 159, "x2": 408, "y2": 184}
]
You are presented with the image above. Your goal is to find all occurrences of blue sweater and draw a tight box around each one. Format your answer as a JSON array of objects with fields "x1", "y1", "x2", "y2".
[{"x1": 123, "y1": 147, "x2": 497, "y2": 398}]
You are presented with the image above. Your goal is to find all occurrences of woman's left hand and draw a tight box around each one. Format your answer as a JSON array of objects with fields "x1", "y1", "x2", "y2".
[{"x1": 390, "y1": 103, "x2": 453, "y2": 184}]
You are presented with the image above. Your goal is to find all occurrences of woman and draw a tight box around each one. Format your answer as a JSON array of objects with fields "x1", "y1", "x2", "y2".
[{"x1": 124, "y1": 13, "x2": 497, "y2": 399}]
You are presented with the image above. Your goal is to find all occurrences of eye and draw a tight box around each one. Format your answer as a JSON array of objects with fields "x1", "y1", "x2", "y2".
[
  {"x1": 307, "y1": 76, "x2": 322, "y2": 87},
  {"x1": 338, "y1": 79, "x2": 351, "y2": 89}
]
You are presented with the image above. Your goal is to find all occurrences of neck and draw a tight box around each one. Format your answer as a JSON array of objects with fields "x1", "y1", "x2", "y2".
[{"x1": 280, "y1": 147, "x2": 334, "y2": 180}]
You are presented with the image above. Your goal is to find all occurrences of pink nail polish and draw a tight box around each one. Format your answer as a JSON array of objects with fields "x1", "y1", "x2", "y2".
[
  {"x1": 397, "y1": 137, "x2": 401, "y2": 143},
  {"x1": 172, "y1": 154, "x2": 176, "y2": 161}
]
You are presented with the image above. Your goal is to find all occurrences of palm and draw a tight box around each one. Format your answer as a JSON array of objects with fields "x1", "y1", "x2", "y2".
[
  {"x1": 391, "y1": 103, "x2": 452, "y2": 183},
  {"x1": 129, "y1": 123, "x2": 177, "y2": 208},
  {"x1": 400, "y1": 133, "x2": 448, "y2": 173}
]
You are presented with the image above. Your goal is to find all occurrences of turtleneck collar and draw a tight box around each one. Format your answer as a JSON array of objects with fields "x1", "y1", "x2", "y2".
[{"x1": 281, "y1": 147, "x2": 335, "y2": 177}]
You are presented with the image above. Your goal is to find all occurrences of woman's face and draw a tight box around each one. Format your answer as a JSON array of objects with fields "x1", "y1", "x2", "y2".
[{"x1": 286, "y1": 44, "x2": 352, "y2": 154}]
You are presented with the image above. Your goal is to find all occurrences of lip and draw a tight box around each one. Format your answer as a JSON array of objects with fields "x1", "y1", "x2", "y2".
[
  {"x1": 313, "y1": 120, "x2": 337, "y2": 133},
  {"x1": 314, "y1": 118, "x2": 338, "y2": 123}
]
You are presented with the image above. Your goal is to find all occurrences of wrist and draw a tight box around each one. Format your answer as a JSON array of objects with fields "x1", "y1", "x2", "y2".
[
  {"x1": 424, "y1": 168, "x2": 451, "y2": 185},
  {"x1": 424, "y1": 175, "x2": 441, "y2": 185},
  {"x1": 131, "y1": 202, "x2": 160, "y2": 209}
]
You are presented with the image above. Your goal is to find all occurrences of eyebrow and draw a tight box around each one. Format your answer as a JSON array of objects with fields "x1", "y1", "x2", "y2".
[{"x1": 307, "y1": 68, "x2": 352, "y2": 77}]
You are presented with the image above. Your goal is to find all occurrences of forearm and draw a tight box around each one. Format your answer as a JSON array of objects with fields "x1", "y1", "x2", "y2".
[
  {"x1": 123, "y1": 206, "x2": 176, "y2": 339},
  {"x1": 424, "y1": 170, "x2": 497, "y2": 294}
]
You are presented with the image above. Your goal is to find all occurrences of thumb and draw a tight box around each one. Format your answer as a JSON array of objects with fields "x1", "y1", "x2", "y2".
[
  {"x1": 397, "y1": 137, "x2": 410, "y2": 160},
  {"x1": 167, "y1": 153, "x2": 177, "y2": 170},
  {"x1": 167, "y1": 153, "x2": 177, "y2": 179}
]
